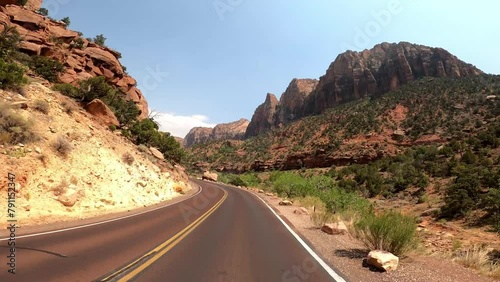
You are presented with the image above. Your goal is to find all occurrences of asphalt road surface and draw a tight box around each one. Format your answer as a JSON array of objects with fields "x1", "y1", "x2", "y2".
[{"x1": 0, "y1": 180, "x2": 345, "y2": 282}]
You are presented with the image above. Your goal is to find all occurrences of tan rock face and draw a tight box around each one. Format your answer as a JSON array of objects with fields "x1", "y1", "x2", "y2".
[
  {"x1": 211, "y1": 118, "x2": 249, "y2": 141},
  {"x1": 0, "y1": 5, "x2": 149, "y2": 121},
  {"x1": 149, "y1": 147, "x2": 165, "y2": 160},
  {"x1": 84, "y1": 99, "x2": 120, "y2": 127},
  {"x1": 321, "y1": 221, "x2": 348, "y2": 235},
  {"x1": 276, "y1": 78, "x2": 318, "y2": 126},
  {"x1": 202, "y1": 171, "x2": 218, "y2": 182},
  {"x1": 245, "y1": 93, "x2": 279, "y2": 138},
  {"x1": 184, "y1": 127, "x2": 212, "y2": 147},
  {"x1": 0, "y1": 0, "x2": 42, "y2": 11},
  {"x1": 366, "y1": 250, "x2": 399, "y2": 271},
  {"x1": 184, "y1": 118, "x2": 249, "y2": 147},
  {"x1": 303, "y1": 42, "x2": 482, "y2": 116}
]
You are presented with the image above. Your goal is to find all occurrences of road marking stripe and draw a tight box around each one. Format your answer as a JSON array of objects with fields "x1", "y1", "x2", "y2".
[
  {"x1": 100, "y1": 189, "x2": 228, "y2": 282},
  {"x1": 0, "y1": 183, "x2": 203, "y2": 241},
  {"x1": 246, "y1": 189, "x2": 347, "y2": 282}
]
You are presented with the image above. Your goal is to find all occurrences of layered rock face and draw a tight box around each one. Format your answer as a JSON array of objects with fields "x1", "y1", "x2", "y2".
[
  {"x1": 245, "y1": 93, "x2": 279, "y2": 138},
  {"x1": 303, "y1": 42, "x2": 483, "y2": 115},
  {"x1": 245, "y1": 79, "x2": 318, "y2": 138},
  {"x1": 212, "y1": 118, "x2": 249, "y2": 141},
  {"x1": 184, "y1": 118, "x2": 250, "y2": 147},
  {"x1": 184, "y1": 127, "x2": 212, "y2": 147},
  {"x1": 0, "y1": 4, "x2": 149, "y2": 119},
  {"x1": 0, "y1": 0, "x2": 42, "y2": 11},
  {"x1": 275, "y1": 78, "x2": 318, "y2": 126}
]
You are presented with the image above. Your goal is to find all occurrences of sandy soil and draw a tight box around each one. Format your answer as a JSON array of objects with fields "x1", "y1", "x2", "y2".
[
  {"x1": 248, "y1": 189, "x2": 498, "y2": 282},
  {"x1": 0, "y1": 82, "x2": 190, "y2": 227}
]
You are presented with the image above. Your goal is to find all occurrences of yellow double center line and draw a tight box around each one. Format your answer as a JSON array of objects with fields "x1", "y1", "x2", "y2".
[{"x1": 99, "y1": 189, "x2": 228, "y2": 282}]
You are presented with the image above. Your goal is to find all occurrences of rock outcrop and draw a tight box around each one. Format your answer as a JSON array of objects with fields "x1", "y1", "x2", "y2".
[
  {"x1": 245, "y1": 79, "x2": 318, "y2": 138},
  {"x1": 183, "y1": 118, "x2": 250, "y2": 147},
  {"x1": 367, "y1": 250, "x2": 399, "y2": 271},
  {"x1": 84, "y1": 99, "x2": 119, "y2": 127},
  {"x1": 184, "y1": 127, "x2": 212, "y2": 147},
  {"x1": 275, "y1": 78, "x2": 319, "y2": 126},
  {"x1": 212, "y1": 118, "x2": 249, "y2": 142},
  {"x1": 0, "y1": 0, "x2": 42, "y2": 11},
  {"x1": 245, "y1": 93, "x2": 278, "y2": 138},
  {"x1": 202, "y1": 171, "x2": 218, "y2": 182},
  {"x1": 0, "y1": 4, "x2": 149, "y2": 119},
  {"x1": 303, "y1": 42, "x2": 482, "y2": 116}
]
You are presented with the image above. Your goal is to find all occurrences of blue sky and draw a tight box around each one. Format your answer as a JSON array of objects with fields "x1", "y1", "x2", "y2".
[{"x1": 43, "y1": 0, "x2": 500, "y2": 137}]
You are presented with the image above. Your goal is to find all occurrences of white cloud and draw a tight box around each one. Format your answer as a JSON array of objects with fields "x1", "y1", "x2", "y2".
[{"x1": 151, "y1": 111, "x2": 216, "y2": 138}]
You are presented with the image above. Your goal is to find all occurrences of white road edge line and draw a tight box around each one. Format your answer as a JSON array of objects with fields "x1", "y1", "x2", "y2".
[
  {"x1": 0, "y1": 183, "x2": 203, "y2": 241},
  {"x1": 249, "y1": 190, "x2": 346, "y2": 282}
]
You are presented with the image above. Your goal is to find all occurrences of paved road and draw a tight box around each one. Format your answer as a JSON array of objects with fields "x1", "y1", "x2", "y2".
[{"x1": 0, "y1": 180, "x2": 344, "y2": 281}]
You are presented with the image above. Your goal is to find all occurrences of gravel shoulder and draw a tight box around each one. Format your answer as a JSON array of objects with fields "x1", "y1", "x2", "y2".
[{"x1": 248, "y1": 189, "x2": 497, "y2": 282}]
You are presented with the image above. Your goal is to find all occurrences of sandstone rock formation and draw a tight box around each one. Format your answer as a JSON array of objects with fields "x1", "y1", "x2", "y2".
[
  {"x1": 184, "y1": 127, "x2": 212, "y2": 147},
  {"x1": 245, "y1": 79, "x2": 318, "y2": 138},
  {"x1": 275, "y1": 78, "x2": 318, "y2": 126},
  {"x1": 245, "y1": 93, "x2": 278, "y2": 138},
  {"x1": 303, "y1": 42, "x2": 482, "y2": 116},
  {"x1": 202, "y1": 171, "x2": 218, "y2": 182},
  {"x1": 0, "y1": 0, "x2": 42, "y2": 11},
  {"x1": 212, "y1": 118, "x2": 249, "y2": 141},
  {"x1": 367, "y1": 250, "x2": 399, "y2": 271},
  {"x1": 183, "y1": 118, "x2": 250, "y2": 147},
  {"x1": 84, "y1": 99, "x2": 120, "y2": 127},
  {"x1": 321, "y1": 221, "x2": 348, "y2": 235},
  {"x1": 0, "y1": 4, "x2": 149, "y2": 119}
]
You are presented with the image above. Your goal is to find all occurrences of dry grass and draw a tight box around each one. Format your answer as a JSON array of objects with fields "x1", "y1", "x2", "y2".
[
  {"x1": 310, "y1": 210, "x2": 335, "y2": 228},
  {"x1": 61, "y1": 101, "x2": 75, "y2": 115},
  {"x1": 122, "y1": 152, "x2": 135, "y2": 165},
  {"x1": 453, "y1": 245, "x2": 500, "y2": 279},
  {"x1": 293, "y1": 195, "x2": 326, "y2": 211},
  {"x1": 33, "y1": 99, "x2": 50, "y2": 114},
  {"x1": 0, "y1": 102, "x2": 39, "y2": 144},
  {"x1": 51, "y1": 135, "x2": 72, "y2": 157}
]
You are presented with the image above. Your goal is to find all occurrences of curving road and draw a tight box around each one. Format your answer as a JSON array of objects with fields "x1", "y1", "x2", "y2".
[{"x1": 0, "y1": 180, "x2": 345, "y2": 282}]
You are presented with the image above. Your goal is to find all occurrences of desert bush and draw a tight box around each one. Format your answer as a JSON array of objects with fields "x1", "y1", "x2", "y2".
[
  {"x1": 92, "y1": 34, "x2": 106, "y2": 46},
  {"x1": 38, "y1": 8, "x2": 49, "y2": 16},
  {"x1": 0, "y1": 24, "x2": 21, "y2": 60},
  {"x1": 53, "y1": 83, "x2": 79, "y2": 98},
  {"x1": 0, "y1": 58, "x2": 27, "y2": 90},
  {"x1": 122, "y1": 152, "x2": 135, "y2": 165},
  {"x1": 0, "y1": 102, "x2": 38, "y2": 144},
  {"x1": 229, "y1": 176, "x2": 246, "y2": 187},
  {"x1": 453, "y1": 244, "x2": 491, "y2": 270},
  {"x1": 61, "y1": 101, "x2": 75, "y2": 115},
  {"x1": 294, "y1": 195, "x2": 326, "y2": 211},
  {"x1": 61, "y1": 17, "x2": 71, "y2": 26},
  {"x1": 310, "y1": 211, "x2": 335, "y2": 228},
  {"x1": 72, "y1": 38, "x2": 85, "y2": 49},
  {"x1": 354, "y1": 211, "x2": 417, "y2": 256},
  {"x1": 33, "y1": 99, "x2": 50, "y2": 114},
  {"x1": 30, "y1": 56, "x2": 64, "y2": 82},
  {"x1": 51, "y1": 136, "x2": 72, "y2": 157}
]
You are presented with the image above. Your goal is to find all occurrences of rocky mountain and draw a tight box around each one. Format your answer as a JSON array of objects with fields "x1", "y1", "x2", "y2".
[
  {"x1": 245, "y1": 42, "x2": 482, "y2": 138},
  {"x1": 184, "y1": 118, "x2": 250, "y2": 147},
  {"x1": 0, "y1": 2, "x2": 149, "y2": 119},
  {"x1": 184, "y1": 127, "x2": 212, "y2": 147},
  {"x1": 303, "y1": 42, "x2": 482, "y2": 116},
  {"x1": 245, "y1": 93, "x2": 279, "y2": 138}
]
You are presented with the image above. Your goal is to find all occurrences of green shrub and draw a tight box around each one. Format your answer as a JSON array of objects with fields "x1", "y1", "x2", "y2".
[
  {"x1": 354, "y1": 211, "x2": 417, "y2": 256},
  {"x1": 93, "y1": 34, "x2": 107, "y2": 46},
  {"x1": 0, "y1": 58, "x2": 26, "y2": 89},
  {"x1": 30, "y1": 56, "x2": 64, "y2": 82},
  {"x1": 38, "y1": 8, "x2": 49, "y2": 16},
  {"x1": 229, "y1": 176, "x2": 246, "y2": 187},
  {"x1": 53, "y1": 83, "x2": 79, "y2": 98},
  {"x1": 441, "y1": 175, "x2": 481, "y2": 218},
  {"x1": 61, "y1": 17, "x2": 71, "y2": 26},
  {"x1": 17, "y1": 0, "x2": 28, "y2": 5},
  {"x1": 0, "y1": 24, "x2": 21, "y2": 60}
]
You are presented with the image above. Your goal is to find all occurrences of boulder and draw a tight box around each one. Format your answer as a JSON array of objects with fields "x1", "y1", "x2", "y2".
[
  {"x1": 202, "y1": 171, "x2": 218, "y2": 182},
  {"x1": 321, "y1": 221, "x2": 348, "y2": 235},
  {"x1": 366, "y1": 250, "x2": 399, "y2": 271},
  {"x1": 149, "y1": 147, "x2": 164, "y2": 160},
  {"x1": 279, "y1": 200, "x2": 293, "y2": 206},
  {"x1": 84, "y1": 99, "x2": 120, "y2": 127},
  {"x1": 84, "y1": 47, "x2": 123, "y2": 75},
  {"x1": 293, "y1": 207, "x2": 310, "y2": 215}
]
